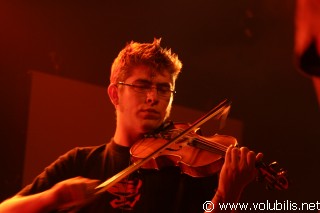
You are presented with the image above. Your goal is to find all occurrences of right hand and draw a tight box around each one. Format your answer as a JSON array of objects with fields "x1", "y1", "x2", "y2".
[{"x1": 48, "y1": 176, "x2": 100, "y2": 210}]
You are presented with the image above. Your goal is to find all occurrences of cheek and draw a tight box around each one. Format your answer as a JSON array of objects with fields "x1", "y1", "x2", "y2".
[
  {"x1": 117, "y1": 93, "x2": 129, "y2": 113},
  {"x1": 118, "y1": 93, "x2": 141, "y2": 112},
  {"x1": 161, "y1": 98, "x2": 173, "y2": 117}
]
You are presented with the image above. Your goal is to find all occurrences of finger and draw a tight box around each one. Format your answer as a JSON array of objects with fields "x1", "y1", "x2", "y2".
[
  {"x1": 225, "y1": 145, "x2": 233, "y2": 163},
  {"x1": 67, "y1": 177, "x2": 100, "y2": 198},
  {"x1": 246, "y1": 151, "x2": 256, "y2": 168},
  {"x1": 240, "y1": 147, "x2": 249, "y2": 166},
  {"x1": 85, "y1": 180, "x2": 100, "y2": 195},
  {"x1": 231, "y1": 147, "x2": 240, "y2": 163},
  {"x1": 256, "y1": 152, "x2": 264, "y2": 161}
]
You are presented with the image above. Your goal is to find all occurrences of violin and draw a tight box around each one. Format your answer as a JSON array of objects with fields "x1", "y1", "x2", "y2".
[
  {"x1": 131, "y1": 122, "x2": 289, "y2": 190},
  {"x1": 95, "y1": 99, "x2": 289, "y2": 195}
]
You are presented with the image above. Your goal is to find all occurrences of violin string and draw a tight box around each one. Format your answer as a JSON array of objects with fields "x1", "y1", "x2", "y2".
[
  {"x1": 167, "y1": 129, "x2": 229, "y2": 155},
  {"x1": 191, "y1": 137, "x2": 228, "y2": 154}
]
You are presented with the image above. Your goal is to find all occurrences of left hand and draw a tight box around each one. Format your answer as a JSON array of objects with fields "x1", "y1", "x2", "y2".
[{"x1": 216, "y1": 146, "x2": 263, "y2": 202}]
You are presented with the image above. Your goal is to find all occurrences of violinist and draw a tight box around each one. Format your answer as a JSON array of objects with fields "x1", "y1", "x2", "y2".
[{"x1": 0, "y1": 38, "x2": 262, "y2": 213}]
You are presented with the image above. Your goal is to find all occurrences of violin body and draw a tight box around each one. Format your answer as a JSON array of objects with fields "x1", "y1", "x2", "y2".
[{"x1": 130, "y1": 133, "x2": 237, "y2": 177}]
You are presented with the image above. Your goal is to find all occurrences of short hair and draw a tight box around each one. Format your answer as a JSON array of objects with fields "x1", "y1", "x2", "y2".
[{"x1": 110, "y1": 38, "x2": 182, "y2": 84}]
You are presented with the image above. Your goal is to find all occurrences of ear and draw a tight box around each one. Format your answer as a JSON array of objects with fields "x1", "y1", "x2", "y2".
[{"x1": 108, "y1": 84, "x2": 119, "y2": 106}]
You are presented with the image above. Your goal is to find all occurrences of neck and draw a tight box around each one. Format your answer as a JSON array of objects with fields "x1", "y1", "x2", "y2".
[{"x1": 113, "y1": 126, "x2": 145, "y2": 147}]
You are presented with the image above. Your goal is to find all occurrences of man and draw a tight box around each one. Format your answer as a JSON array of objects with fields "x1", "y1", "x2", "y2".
[{"x1": 0, "y1": 38, "x2": 261, "y2": 212}]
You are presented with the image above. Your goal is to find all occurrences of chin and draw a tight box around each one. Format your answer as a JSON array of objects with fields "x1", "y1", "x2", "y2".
[{"x1": 140, "y1": 120, "x2": 162, "y2": 133}]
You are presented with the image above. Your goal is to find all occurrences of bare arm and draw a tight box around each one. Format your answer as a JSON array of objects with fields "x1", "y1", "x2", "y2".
[
  {"x1": 0, "y1": 177, "x2": 99, "y2": 213},
  {"x1": 0, "y1": 192, "x2": 57, "y2": 213}
]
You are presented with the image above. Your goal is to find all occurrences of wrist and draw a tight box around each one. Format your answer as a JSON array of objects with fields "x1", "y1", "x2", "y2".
[
  {"x1": 39, "y1": 187, "x2": 61, "y2": 211},
  {"x1": 213, "y1": 188, "x2": 242, "y2": 204}
]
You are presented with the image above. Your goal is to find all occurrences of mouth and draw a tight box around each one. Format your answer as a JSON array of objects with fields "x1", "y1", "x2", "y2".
[{"x1": 139, "y1": 109, "x2": 161, "y2": 119}]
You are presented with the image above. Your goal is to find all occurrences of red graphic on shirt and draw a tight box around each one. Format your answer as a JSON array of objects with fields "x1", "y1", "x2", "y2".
[{"x1": 107, "y1": 177, "x2": 142, "y2": 210}]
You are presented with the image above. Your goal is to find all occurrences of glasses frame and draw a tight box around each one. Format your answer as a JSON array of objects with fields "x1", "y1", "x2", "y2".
[{"x1": 117, "y1": 81, "x2": 176, "y2": 97}]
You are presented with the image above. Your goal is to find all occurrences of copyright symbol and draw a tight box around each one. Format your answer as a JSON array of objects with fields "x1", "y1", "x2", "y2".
[{"x1": 203, "y1": 201, "x2": 214, "y2": 212}]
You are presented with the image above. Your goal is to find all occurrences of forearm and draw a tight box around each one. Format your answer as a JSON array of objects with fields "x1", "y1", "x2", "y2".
[{"x1": 0, "y1": 190, "x2": 57, "y2": 213}]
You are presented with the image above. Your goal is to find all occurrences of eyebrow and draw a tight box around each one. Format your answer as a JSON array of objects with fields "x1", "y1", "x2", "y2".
[
  {"x1": 132, "y1": 79, "x2": 152, "y2": 84},
  {"x1": 132, "y1": 79, "x2": 172, "y2": 87}
]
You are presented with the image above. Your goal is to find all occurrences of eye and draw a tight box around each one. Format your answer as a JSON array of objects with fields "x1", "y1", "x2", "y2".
[
  {"x1": 134, "y1": 83, "x2": 151, "y2": 92},
  {"x1": 157, "y1": 85, "x2": 171, "y2": 92}
]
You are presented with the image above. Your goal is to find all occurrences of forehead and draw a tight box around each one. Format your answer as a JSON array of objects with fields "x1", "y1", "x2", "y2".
[{"x1": 126, "y1": 65, "x2": 174, "y2": 84}]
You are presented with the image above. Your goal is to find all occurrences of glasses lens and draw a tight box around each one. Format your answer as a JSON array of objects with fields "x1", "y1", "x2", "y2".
[
  {"x1": 156, "y1": 86, "x2": 172, "y2": 97},
  {"x1": 133, "y1": 84, "x2": 151, "y2": 93},
  {"x1": 118, "y1": 82, "x2": 174, "y2": 97}
]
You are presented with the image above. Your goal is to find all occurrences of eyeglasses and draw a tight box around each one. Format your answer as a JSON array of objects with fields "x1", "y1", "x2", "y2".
[{"x1": 118, "y1": 81, "x2": 176, "y2": 97}]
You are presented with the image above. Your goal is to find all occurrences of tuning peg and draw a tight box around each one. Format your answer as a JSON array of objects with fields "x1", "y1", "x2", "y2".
[
  {"x1": 268, "y1": 161, "x2": 279, "y2": 169},
  {"x1": 256, "y1": 160, "x2": 289, "y2": 190}
]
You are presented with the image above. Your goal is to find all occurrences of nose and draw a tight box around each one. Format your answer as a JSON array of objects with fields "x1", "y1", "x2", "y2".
[{"x1": 146, "y1": 87, "x2": 158, "y2": 104}]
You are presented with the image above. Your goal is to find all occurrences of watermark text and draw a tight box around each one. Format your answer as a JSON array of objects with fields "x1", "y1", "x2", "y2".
[{"x1": 203, "y1": 200, "x2": 320, "y2": 212}]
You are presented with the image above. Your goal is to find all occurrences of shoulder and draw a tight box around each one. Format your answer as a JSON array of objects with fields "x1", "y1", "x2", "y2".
[
  {"x1": 17, "y1": 143, "x2": 109, "y2": 196},
  {"x1": 69, "y1": 143, "x2": 107, "y2": 158},
  {"x1": 49, "y1": 144, "x2": 108, "y2": 174}
]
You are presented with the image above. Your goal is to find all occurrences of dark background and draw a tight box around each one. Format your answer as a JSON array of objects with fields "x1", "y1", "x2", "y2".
[{"x1": 1, "y1": 0, "x2": 319, "y2": 209}]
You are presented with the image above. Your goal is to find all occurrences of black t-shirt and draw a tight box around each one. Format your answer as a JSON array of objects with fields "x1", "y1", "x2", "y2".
[{"x1": 18, "y1": 140, "x2": 218, "y2": 213}]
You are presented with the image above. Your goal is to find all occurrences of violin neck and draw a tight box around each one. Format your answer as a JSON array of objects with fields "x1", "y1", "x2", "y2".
[{"x1": 188, "y1": 138, "x2": 227, "y2": 156}]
